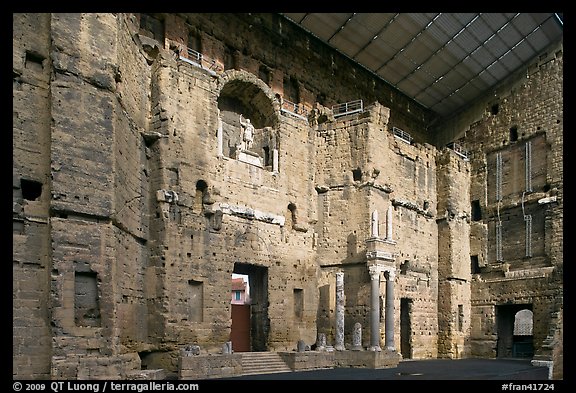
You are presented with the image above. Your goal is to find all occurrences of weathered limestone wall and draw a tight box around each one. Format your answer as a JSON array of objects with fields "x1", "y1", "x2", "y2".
[
  {"x1": 177, "y1": 13, "x2": 436, "y2": 142},
  {"x1": 13, "y1": 13, "x2": 53, "y2": 380},
  {"x1": 12, "y1": 12, "x2": 562, "y2": 380},
  {"x1": 388, "y1": 139, "x2": 439, "y2": 359},
  {"x1": 47, "y1": 13, "x2": 153, "y2": 379},
  {"x1": 436, "y1": 150, "x2": 471, "y2": 358},
  {"x1": 450, "y1": 40, "x2": 562, "y2": 372},
  {"x1": 312, "y1": 103, "x2": 442, "y2": 357},
  {"x1": 134, "y1": 40, "x2": 320, "y2": 364}
]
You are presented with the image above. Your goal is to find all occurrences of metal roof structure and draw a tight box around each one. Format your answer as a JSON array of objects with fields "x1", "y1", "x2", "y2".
[{"x1": 281, "y1": 13, "x2": 563, "y2": 119}]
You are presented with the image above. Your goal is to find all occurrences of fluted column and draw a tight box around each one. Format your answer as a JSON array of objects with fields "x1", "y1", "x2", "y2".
[
  {"x1": 368, "y1": 265, "x2": 382, "y2": 351},
  {"x1": 384, "y1": 269, "x2": 396, "y2": 350}
]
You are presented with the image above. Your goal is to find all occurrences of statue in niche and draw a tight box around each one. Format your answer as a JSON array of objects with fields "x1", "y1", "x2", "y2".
[{"x1": 239, "y1": 114, "x2": 255, "y2": 150}]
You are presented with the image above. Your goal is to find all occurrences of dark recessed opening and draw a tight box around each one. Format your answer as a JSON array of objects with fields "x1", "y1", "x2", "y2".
[
  {"x1": 471, "y1": 200, "x2": 482, "y2": 221},
  {"x1": 491, "y1": 103, "x2": 499, "y2": 115},
  {"x1": 471, "y1": 255, "x2": 481, "y2": 274},
  {"x1": 25, "y1": 51, "x2": 44, "y2": 70},
  {"x1": 263, "y1": 146, "x2": 270, "y2": 166},
  {"x1": 352, "y1": 168, "x2": 362, "y2": 181},
  {"x1": 21, "y1": 178, "x2": 42, "y2": 201},
  {"x1": 510, "y1": 126, "x2": 518, "y2": 142},
  {"x1": 400, "y1": 260, "x2": 409, "y2": 275}
]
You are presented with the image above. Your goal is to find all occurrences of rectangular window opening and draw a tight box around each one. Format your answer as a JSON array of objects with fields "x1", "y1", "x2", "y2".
[{"x1": 74, "y1": 271, "x2": 101, "y2": 327}]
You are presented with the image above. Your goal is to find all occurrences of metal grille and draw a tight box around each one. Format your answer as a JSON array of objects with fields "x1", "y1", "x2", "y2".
[
  {"x1": 525, "y1": 214, "x2": 532, "y2": 257},
  {"x1": 496, "y1": 221, "x2": 503, "y2": 262},
  {"x1": 496, "y1": 152, "x2": 503, "y2": 201},
  {"x1": 525, "y1": 140, "x2": 532, "y2": 192}
]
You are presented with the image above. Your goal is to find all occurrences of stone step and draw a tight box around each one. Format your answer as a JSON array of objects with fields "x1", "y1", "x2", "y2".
[{"x1": 240, "y1": 352, "x2": 292, "y2": 375}]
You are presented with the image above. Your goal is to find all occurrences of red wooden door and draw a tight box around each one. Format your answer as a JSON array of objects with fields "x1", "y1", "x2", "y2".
[{"x1": 231, "y1": 304, "x2": 251, "y2": 352}]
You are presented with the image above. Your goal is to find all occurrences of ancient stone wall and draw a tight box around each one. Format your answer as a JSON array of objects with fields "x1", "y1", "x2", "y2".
[
  {"x1": 436, "y1": 150, "x2": 471, "y2": 358},
  {"x1": 12, "y1": 13, "x2": 562, "y2": 380},
  {"x1": 13, "y1": 13, "x2": 53, "y2": 380},
  {"x1": 454, "y1": 40, "x2": 563, "y2": 366}
]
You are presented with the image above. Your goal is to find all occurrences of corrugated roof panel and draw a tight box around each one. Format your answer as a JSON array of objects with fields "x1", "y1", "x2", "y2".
[
  {"x1": 498, "y1": 49, "x2": 522, "y2": 71},
  {"x1": 408, "y1": 67, "x2": 439, "y2": 91},
  {"x1": 406, "y1": 13, "x2": 438, "y2": 27},
  {"x1": 485, "y1": 61, "x2": 509, "y2": 81},
  {"x1": 513, "y1": 39, "x2": 539, "y2": 63},
  {"x1": 527, "y1": 28, "x2": 556, "y2": 53},
  {"x1": 484, "y1": 35, "x2": 511, "y2": 61},
  {"x1": 280, "y1": 13, "x2": 561, "y2": 118},
  {"x1": 438, "y1": 68, "x2": 469, "y2": 92},
  {"x1": 498, "y1": 22, "x2": 524, "y2": 46},
  {"x1": 385, "y1": 55, "x2": 416, "y2": 80},
  {"x1": 415, "y1": 27, "x2": 446, "y2": 53},
  {"x1": 376, "y1": 67, "x2": 404, "y2": 85},
  {"x1": 355, "y1": 37, "x2": 397, "y2": 68},
  {"x1": 453, "y1": 27, "x2": 481, "y2": 54},
  {"x1": 354, "y1": 13, "x2": 396, "y2": 34},
  {"x1": 395, "y1": 13, "x2": 429, "y2": 36},
  {"x1": 514, "y1": 13, "x2": 544, "y2": 35},
  {"x1": 402, "y1": 39, "x2": 436, "y2": 65},
  {"x1": 476, "y1": 68, "x2": 499, "y2": 86},
  {"x1": 461, "y1": 55, "x2": 484, "y2": 78},
  {"x1": 425, "y1": 52, "x2": 455, "y2": 79},
  {"x1": 436, "y1": 13, "x2": 475, "y2": 36},
  {"x1": 451, "y1": 61, "x2": 477, "y2": 82},
  {"x1": 330, "y1": 20, "x2": 374, "y2": 56},
  {"x1": 539, "y1": 17, "x2": 563, "y2": 39},
  {"x1": 480, "y1": 13, "x2": 514, "y2": 30},
  {"x1": 381, "y1": 21, "x2": 415, "y2": 50},
  {"x1": 300, "y1": 13, "x2": 351, "y2": 41},
  {"x1": 472, "y1": 46, "x2": 497, "y2": 68},
  {"x1": 443, "y1": 40, "x2": 468, "y2": 62},
  {"x1": 426, "y1": 21, "x2": 451, "y2": 44},
  {"x1": 396, "y1": 77, "x2": 425, "y2": 98},
  {"x1": 466, "y1": 16, "x2": 495, "y2": 43}
]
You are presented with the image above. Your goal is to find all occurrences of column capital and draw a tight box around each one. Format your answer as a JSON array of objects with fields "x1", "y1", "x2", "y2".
[
  {"x1": 384, "y1": 268, "x2": 396, "y2": 281},
  {"x1": 368, "y1": 264, "x2": 383, "y2": 278}
]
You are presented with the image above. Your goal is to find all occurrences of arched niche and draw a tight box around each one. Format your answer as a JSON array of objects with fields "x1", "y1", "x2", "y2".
[{"x1": 216, "y1": 71, "x2": 280, "y2": 169}]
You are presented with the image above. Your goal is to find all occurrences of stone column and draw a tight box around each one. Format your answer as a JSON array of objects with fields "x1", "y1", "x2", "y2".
[
  {"x1": 316, "y1": 333, "x2": 326, "y2": 351},
  {"x1": 384, "y1": 269, "x2": 396, "y2": 351},
  {"x1": 335, "y1": 272, "x2": 345, "y2": 351},
  {"x1": 368, "y1": 265, "x2": 382, "y2": 351},
  {"x1": 272, "y1": 148, "x2": 279, "y2": 173},
  {"x1": 386, "y1": 205, "x2": 393, "y2": 240},
  {"x1": 371, "y1": 210, "x2": 379, "y2": 237},
  {"x1": 352, "y1": 322, "x2": 363, "y2": 350}
]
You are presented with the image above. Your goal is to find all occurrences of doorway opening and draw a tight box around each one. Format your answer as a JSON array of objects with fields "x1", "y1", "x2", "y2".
[
  {"x1": 400, "y1": 298, "x2": 412, "y2": 359},
  {"x1": 496, "y1": 304, "x2": 534, "y2": 358},
  {"x1": 231, "y1": 263, "x2": 269, "y2": 352}
]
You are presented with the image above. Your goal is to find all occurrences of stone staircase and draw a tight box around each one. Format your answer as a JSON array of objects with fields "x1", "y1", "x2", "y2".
[{"x1": 240, "y1": 352, "x2": 292, "y2": 376}]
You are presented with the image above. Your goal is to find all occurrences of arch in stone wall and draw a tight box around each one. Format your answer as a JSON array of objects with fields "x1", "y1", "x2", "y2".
[
  {"x1": 216, "y1": 69, "x2": 280, "y2": 128},
  {"x1": 216, "y1": 70, "x2": 281, "y2": 163}
]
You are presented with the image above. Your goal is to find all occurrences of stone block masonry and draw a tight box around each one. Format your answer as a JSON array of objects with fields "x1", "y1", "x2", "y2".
[{"x1": 12, "y1": 13, "x2": 562, "y2": 380}]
